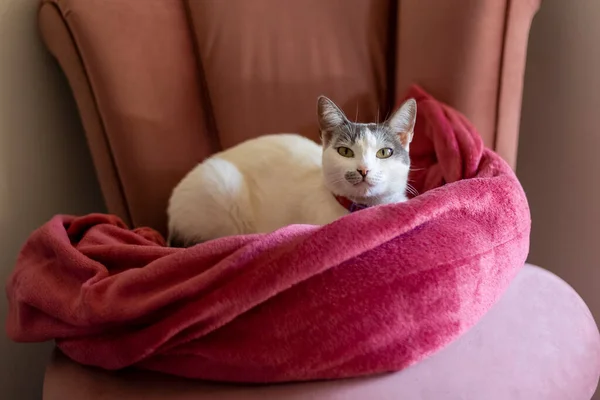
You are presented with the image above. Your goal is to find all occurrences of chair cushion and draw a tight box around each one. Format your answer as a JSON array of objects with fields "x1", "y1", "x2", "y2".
[{"x1": 42, "y1": 265, "x2": 600, "y2": 400}]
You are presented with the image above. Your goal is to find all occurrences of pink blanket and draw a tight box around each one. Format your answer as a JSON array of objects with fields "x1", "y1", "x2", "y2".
[{"x1": 5, "y1": 86, "x2": 530, "y2": 383}]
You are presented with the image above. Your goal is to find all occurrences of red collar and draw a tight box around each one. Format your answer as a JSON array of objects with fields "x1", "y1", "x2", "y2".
[{"x1": 334, "y1": 195, "x2": 369, "y2": 213}]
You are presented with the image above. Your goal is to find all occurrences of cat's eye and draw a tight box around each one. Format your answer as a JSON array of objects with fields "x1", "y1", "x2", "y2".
[
  {"x1": 376, "y1": 148, "x2": 394, "y2": 159},
  {"x1": 337, "y1": 147, "x2": 355, "y2": 158}
]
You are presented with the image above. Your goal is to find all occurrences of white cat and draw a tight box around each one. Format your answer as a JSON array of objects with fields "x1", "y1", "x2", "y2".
[{"x1": 167, "y1": 96, "x2": 417, "y2": 246}]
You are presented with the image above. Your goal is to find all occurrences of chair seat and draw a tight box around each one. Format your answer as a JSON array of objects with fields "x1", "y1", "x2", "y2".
[{"x1": 43, "y1": 264, "x2": 600, "y2": 400}]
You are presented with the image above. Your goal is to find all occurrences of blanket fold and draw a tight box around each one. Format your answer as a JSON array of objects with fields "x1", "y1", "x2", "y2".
[{"x1": 5, "y1": 86, "x2": 530, "y2": 383}]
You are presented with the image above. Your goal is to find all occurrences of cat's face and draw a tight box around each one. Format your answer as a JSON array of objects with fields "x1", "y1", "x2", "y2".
[{"x1": 317, "y1": 96, "x2": 416, "y2": 204}]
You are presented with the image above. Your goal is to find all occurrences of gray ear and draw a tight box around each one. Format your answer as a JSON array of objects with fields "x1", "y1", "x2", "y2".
[
  {"x1": 317, "y1": 96, "x2": 348, "y2": 142},
  {"x1": 386, "y1": 98, "x2": 417, "y2": 148}
]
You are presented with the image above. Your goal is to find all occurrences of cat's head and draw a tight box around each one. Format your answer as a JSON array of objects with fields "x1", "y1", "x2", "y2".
[{"x1": 317, "y1": 96, "x2": 416, "y2": 205}]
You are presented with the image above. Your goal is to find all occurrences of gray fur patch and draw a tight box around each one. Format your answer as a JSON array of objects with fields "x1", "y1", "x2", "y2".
[
  {"x1": 344, "y1": 170, "x2": 363, "y2": 184},
  {"x1": 330, "y1": 122, "x2": 410, "y2": 165}
]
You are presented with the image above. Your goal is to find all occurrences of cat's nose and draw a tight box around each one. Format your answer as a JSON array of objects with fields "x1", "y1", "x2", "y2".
[{"x1": 357, "y1": 168, "x2": 369, "y2": 177}]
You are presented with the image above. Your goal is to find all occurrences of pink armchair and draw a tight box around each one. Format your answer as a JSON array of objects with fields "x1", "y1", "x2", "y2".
[{"x1": 38, "y1": 0, "x2": 600, "y2": 398}]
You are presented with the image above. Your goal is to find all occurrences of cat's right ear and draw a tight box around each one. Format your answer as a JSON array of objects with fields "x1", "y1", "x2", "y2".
[{"x1": 317, "y1": 96, "x2": 347, "y2": 144}]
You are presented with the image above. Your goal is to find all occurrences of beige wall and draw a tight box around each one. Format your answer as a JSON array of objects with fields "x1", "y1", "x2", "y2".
[
  {"x1": 0, "y1": 0, "x2": 105, "y2": 399},
  {"x1": 518, "y1": 0, "x2": 600, "y2": 335}
]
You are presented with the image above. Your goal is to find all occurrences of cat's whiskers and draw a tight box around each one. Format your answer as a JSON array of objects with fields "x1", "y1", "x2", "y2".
[
  {"x1": 406, "y1": 183, "x2": 419, "y2": 197},
  {"x1": 324, "y1": 174, "x2": 350, "y2": 187}
]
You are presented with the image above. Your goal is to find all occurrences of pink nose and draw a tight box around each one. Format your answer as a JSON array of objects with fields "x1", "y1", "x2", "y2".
[{"x1": 357, "y1": 168, "x2": 369, "y2": 177}]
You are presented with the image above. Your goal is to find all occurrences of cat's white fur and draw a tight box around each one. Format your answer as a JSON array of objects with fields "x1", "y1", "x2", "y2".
[{"x1": 167, "y1": 97, "x2": 416, "y2": 246}]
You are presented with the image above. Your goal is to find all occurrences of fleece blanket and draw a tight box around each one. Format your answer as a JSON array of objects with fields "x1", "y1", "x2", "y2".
[{"x1": 5, "y1": 85, "x2": 530, "y2": 383}]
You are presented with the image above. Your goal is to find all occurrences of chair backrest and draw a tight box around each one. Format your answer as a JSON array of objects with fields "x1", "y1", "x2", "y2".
[{"x1": 39, "y1": 0, "x2": 540, "y2": 234}]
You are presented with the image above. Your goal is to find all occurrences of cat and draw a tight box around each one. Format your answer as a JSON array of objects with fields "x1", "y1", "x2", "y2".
[{"x1": 167, "y1": 96, "x2": 417, "y2": 247}]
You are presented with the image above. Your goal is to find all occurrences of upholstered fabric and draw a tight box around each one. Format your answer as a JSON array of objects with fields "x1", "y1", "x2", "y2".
[
  {"x1": 38, "y1": 0, "x2": 540, "y2": 235},
  {"x1": 41, "y1": 265, "x2": 600, "y2": 400}
]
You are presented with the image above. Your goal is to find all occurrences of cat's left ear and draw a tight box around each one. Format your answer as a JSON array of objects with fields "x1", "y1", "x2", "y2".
[{"x1": 386, "y1": 98, "x2": 417, "y2": 149}]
